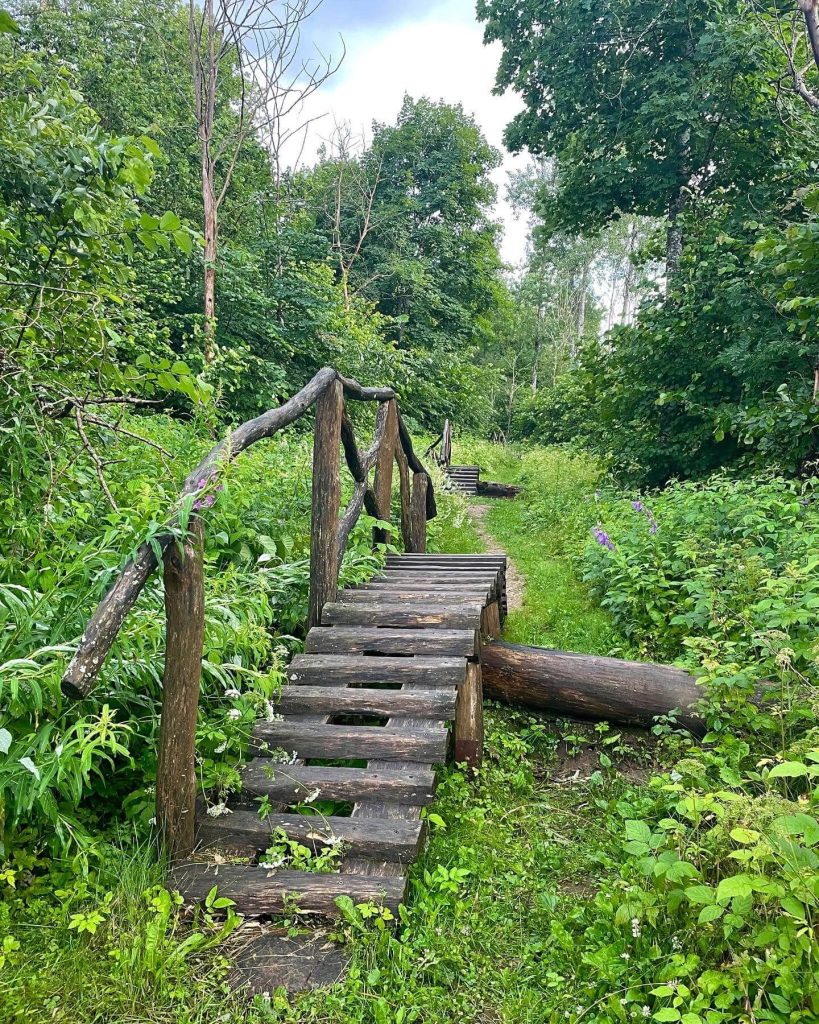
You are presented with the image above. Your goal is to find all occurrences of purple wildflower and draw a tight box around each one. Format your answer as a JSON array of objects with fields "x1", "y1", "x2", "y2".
[
  {"x1": 632, "y1": 500, "x2": 644, "y2": 512},
  {"x1": 592, "y1": 526, "x2": 616, "y2": 552},
  {"x1": 649, "y1": 518, "x2": 658, "y2": 535}
]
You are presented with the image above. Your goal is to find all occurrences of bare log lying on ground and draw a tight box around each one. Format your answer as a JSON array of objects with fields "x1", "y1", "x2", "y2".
[
  {"x1": 482, "y1": 640, "x2": 703, "y2": 734},
  {"x1": 476, "y1": 481, "x2": 521, "y2": 498}
]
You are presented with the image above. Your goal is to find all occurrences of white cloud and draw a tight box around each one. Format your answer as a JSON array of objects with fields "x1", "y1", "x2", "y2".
[{"x1": 293, "y1": 0, "x2": 529, "y2": 266}]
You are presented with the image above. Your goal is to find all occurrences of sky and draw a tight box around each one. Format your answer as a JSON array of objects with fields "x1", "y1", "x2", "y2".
[{"x1": 293, "y1": 0, "x2": 530, "y2": 266}]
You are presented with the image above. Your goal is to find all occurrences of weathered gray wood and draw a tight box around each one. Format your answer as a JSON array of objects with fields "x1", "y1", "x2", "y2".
[
  {"x1": 197, "y1": 808, "x2": 423, "y2": 861},
  {"x1": 441, "y1": 419, "x2": 452, "y2": 467},
  {"x1": 372, "y1": 399, "x2": 398, "y2": 546},
  {"x1": 241, "y1": 762, "x2": 437, "y2": 805},
  {"x1": 368, "y1": 575, "x2": 497, "y2": 591},
  {"x1": 252, "y1": 721, "x2": 450, "y2": 762},
  {"x1": 228, "y1": 934, "x2": 348, "y2": 995},
  {"x1": 304, "y1": 626, "x2": 479, "y2": 659},
  {"x1": 173, "y1": 863, "x2": 406, "y2": 916},
  {"x1": 454, "y1": 661, "x2": 483, "y2": 770},
  {"x1": 286, "y1": 653, "x2": 466, "y2": 687},
  {"x1": 275, "y1": 685, "x2": 456, "y2": 718},
  {"x1": 156, "y1": 518, "x2": 205, "y2": 860},
  {"x1": 386, "y1": 554, "x2": 505, "y2": 563},
  {"x1": 481, "y1": 600, "x2": 502, "y2": 638},
  {"x1": 321, "y1": 602, "x2": 483, "y2": 630},
  {"x1": 482, "y1": 641, "x2": 703, "y2": 732},
  {"x1": 308, "y1": 379, "x2": 343, "y2": 628},
  {"x1": 408, "y1": 472, "x2": 428, "y2": 553},
  {"x1": 340, "y1": 587, "x2": 492, "y2": 605}
]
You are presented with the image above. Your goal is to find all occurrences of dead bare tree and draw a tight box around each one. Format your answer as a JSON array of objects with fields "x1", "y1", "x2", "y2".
[
  {"x1": 187, "y1": 0, "x2": 343, "y2": 359},
  {"x1": 319, "y1": 121, "x2": 383, "y2": 307},
  {"x1": 747, "y1": 0, "x2": 819, "y2": 111}
]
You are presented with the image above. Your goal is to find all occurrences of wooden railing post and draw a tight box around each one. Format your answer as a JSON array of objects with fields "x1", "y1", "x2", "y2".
[
  {"x1": 156, "y1": 517, "x2": 205, "y2": 860},
  {"x1": 372, "y1": 399, "x2": 398, "y2": 546},
  {"x1": 395, "y1": 441, "x2": 413, "y2": 551},
  {"x1": 308, "y1": 378, "x2": 343, "y2": 627},
  {"x1": 408, "y1": 471, "x2": 428, "y2": 553},
  {"x1": 441, "y1": 418, "x2": 452, "y2": 468},
  {"x1": 454, "y1": 661, "x2": 483, "y2": 770}
]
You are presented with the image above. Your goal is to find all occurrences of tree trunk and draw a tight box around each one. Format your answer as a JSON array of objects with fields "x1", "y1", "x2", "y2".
[
  {"x1": 156, "y1": 517, "x2": 205, "y2": 860},
  {"x1": 666, "y1": 126, "x2": 691, "y2": 283},
  {"x1": 202, "y1": 155, "x2": 217, "y2": 361}
]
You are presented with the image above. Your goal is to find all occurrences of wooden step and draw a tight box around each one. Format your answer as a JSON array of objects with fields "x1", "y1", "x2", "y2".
[
  {"x1": 242, "y1": 762, "x2": 437, "y2": 805},
  {"x1": 197, "y1": 808, "x2": 423, "y2": 862},
  {"x1": 276, "y1": 685, "x2": 456, "y2": 718},
  {"x1": 286, "y1": 654, "x2": 465, "y2": 688},
  {"x1": 363, "y1": 579, "x2": 494, "y2": 594},
  {"x1": 304, "y1": 625, "x2": 479, "y2": 659},
  {"x1": 228, "y1": 933, "x2": 347, "y2": 994},
  {"x1": 385, "y1": 554, "x2": 504, "y2": 563},
  {"x1": 252, "y1": 721, "x2": 449, "y2": 762},
  {"x1": 340, "y1": 587, "x2": 491, "y2": 605},
  {"x1": 174, "y1": 863, "x2": 406, "y2": 916},
  {"x1": 321, "y1": 602, "x2": 483, "y2": 629}
]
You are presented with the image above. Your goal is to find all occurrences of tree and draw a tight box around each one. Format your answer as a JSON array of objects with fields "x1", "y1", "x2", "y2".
[
  {"x1": 478, "y1": 0, "x2": 799, "y2": 273},
  {"x1": 186, "y1": 0, "x2": 340, "y2": 359}
]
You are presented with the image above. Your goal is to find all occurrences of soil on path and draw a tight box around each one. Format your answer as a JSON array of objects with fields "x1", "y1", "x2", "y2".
[{"x1": 466, "y1": 503, "x2": 525, "y2": 612}]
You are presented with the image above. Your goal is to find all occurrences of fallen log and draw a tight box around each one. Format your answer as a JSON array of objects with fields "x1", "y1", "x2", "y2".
[
  {"x1": 476, "y1": 480, "x2": 521, "y2": 498},
  {"x1": 482, "y1": 640, "x2": 703, "y2": 734}
]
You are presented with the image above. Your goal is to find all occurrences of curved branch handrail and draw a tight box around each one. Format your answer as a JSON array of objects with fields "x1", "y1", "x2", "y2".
[{"x1": 62, "y1": 367, "x2": 434, "y2": 699}]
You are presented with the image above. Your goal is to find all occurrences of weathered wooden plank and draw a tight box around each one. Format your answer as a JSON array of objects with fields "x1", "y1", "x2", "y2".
[
  {"x1": 156, "y1": 517, "x2": 205, "y2": 860},
  {"x1": 275, "y1": 685, "x2": 456, "y2": 718},
  {"x1": 197, "y1": 808, "x2": 423, "y2": 861},
  {"x1": 286, "y1": 653, "x2": 466, "y2": 687},
  {"x1": 321, "y1": 602, "x2": 483, "y2": 630},
  {"x1": 304, "y1": 626, "x2": 479, "y2": 659},
  {"x1": 241, "y1": 762, "x2": 437, "y2": 805},
  {"x1": 308, "y1": 379, "x2": 343, "y2": 628},
  {"x1": 365, "y1": 577, "x2": 495, "y2": 592},
  {"x1": 228, "y1": 933, "x2": 348, "y2": 994},
  {"x1": 252, "y1": 721, "x2": 449, "y2": 762},
  {"x1": 386, "y1": 554, "x2": 504, "y2": 563},
  {"x1": 173, "y1": 863, "x2": 406, "y2": 916},
  {"x1": 340, "y1": 587, "x2": 492, "y2": 605}
]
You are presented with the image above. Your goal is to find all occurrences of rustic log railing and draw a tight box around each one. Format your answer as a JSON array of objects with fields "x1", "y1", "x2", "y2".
[{"x1": 61, "y1": 367, "x2": 436, "y2": 855}]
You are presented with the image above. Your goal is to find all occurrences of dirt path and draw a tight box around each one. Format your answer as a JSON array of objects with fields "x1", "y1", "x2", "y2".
[{"x1": 466, "y1": 503, "x2": 525, "y2": 612}]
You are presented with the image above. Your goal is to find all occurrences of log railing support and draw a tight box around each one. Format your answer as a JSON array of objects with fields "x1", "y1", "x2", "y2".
[
  {"x1": 308, "y1": 378, "x2": 343, "y2": 628},
  {"x1": 156, "y1": 517, "x2": 205, "y2": 860},
  {"x1": 454, "y1": 661, "x2": 483, "y2": 770},
  {"x1": 372, "y1": 399, "x2": 398, "y2": 546},
  {"x1": 408, "y1": 472, "x2": 428, "y2": 553},
  {"x1": 395, "y1": 440, "x2": 413, "y2": 552}
]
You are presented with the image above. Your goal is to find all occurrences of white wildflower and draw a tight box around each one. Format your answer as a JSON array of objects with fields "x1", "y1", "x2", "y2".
[
  {"x1": 641, "y1": 1007, "x2": 650, "y2": 1018},
  {"x1": 304, "y1": 787, "x2": 320, "y2": 804},
  {"x1": 264, "y1": 700, "x2": 282, "y2": 723},
  {"x1": 671, "y1": 935, "x2": 682, "y2": 950},
  {"x1": 620, "y1": 952, "x2": 630, "y2": 961},
  {"x1": 224, "y1": 688, "x2": 241, "y2": 698},
  {"x1": 259, "y1": 855, "x2": 285, "y2": 870},
  {"x1": 206, "y1": 802, "x2": 232, "y2": 818},
  {"x1": 214, "y1": 741, "x2": 227, "y2": 754},
  {"x1": 631, "y1": 917, "x2": 642, "y2": 938},
  {"x1": 228, "y1": 708, "x2": 242, "y2": 720}
]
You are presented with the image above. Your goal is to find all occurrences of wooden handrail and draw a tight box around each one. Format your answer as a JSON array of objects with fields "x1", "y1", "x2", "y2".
[
  {"x1": 60, "y1": 367, "x2": 436, "y2": 858},
  {"x1": 61, "y1": 367, "x2": 434, "y2": 700}
]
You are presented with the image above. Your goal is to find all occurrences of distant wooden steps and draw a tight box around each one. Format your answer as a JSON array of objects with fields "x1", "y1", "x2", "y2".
[
  {"x1": 173, "y1": 552, "x2": 507, "y2": 995},
  {"x1": 445, "y1": 464, "x2": 480, "y2": 495}
]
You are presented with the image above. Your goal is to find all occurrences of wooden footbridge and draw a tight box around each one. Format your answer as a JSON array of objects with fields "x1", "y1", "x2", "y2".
[
  {"x1": 61, "y1": 368, "x2": 508, "y2": 994},
  {"x1": 62, "y1": 370, "x2": 699, "y2": 994}
]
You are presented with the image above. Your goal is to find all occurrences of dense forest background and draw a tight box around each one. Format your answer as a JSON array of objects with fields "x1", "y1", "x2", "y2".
[{"x1": 3, "y1": 0, "x2": 819, "y2": 1020}]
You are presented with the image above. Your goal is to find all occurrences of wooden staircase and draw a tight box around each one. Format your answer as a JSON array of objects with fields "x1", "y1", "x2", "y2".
[
  {"x1": 173, "y1": 552, "x2": 507, "y2": 992},
  {"x1": 446, "y1": 464, "x2": 480, "y2": 495}
]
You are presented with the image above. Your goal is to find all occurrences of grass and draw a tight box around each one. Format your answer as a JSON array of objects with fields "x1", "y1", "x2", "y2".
[{"x1": 3, "y1": 441, "x2": 653, "y2": 1024}]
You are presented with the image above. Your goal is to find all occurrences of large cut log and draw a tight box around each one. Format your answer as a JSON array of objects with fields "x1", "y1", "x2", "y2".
[
  {"x1": 481, "y1": 641, "x2": 703, "y2": 733},
  {"x1": 476, "y1": 481, "x2": 521, "y2": 498}
]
